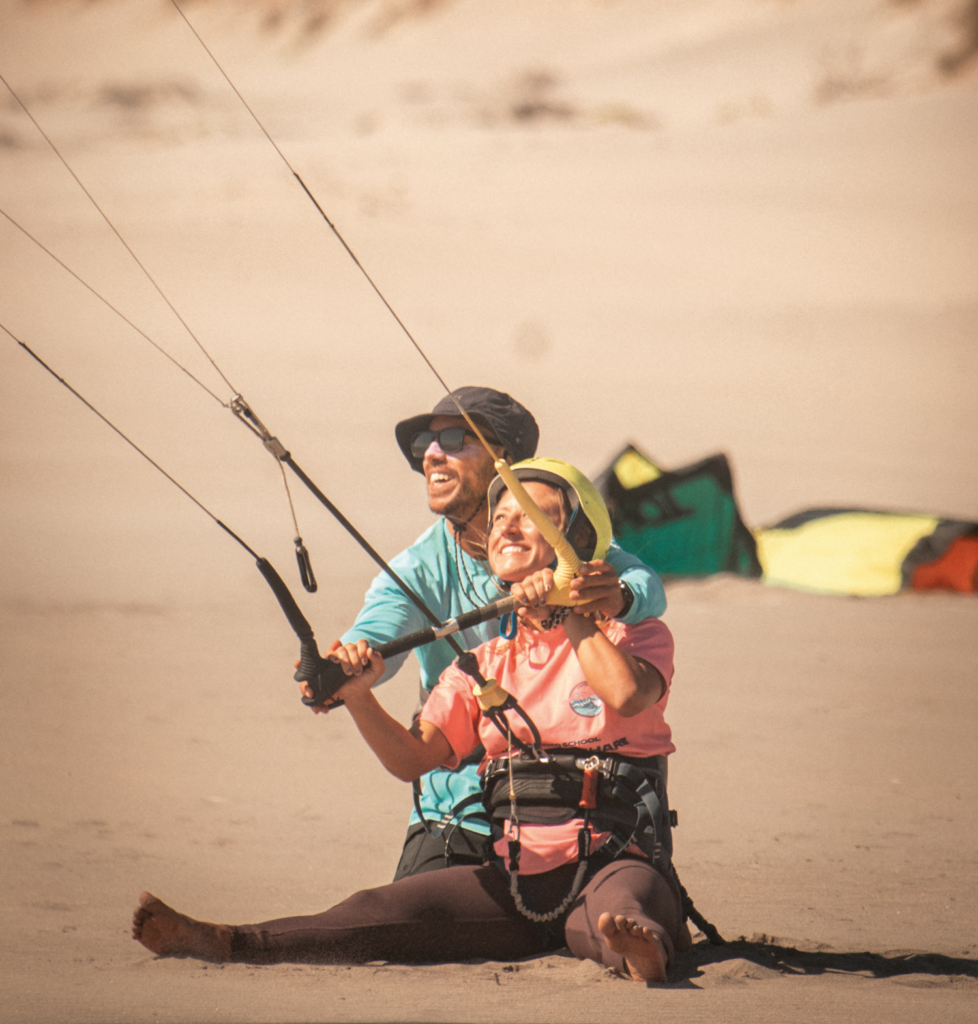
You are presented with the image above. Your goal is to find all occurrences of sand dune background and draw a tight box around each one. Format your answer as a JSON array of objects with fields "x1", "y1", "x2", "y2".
[{"x1": 1, "y1": 1, "x2": 977, "y2": 1021}]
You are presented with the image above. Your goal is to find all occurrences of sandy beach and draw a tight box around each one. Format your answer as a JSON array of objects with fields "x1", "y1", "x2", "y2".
[{"x1": 1, "y1": 1, "x2": 977, "y2": 1021}]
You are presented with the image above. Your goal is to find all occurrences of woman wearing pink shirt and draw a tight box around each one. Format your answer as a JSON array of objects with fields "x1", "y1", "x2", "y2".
[{"x1": 132, "y1": 461, "x2": 690, "y2": 983}]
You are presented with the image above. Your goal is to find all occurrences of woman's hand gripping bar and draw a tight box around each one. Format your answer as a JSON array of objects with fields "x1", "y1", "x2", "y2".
[{"x1": 287, "y1": 593, "x2": 520, "y2": 708}]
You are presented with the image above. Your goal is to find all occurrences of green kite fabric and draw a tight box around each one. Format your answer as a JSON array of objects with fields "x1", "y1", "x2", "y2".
[{"x1": 596, "y1": 446, "x2": 761, "y2": 579}]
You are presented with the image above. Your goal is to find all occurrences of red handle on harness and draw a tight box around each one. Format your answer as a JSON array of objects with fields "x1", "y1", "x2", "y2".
[{"x1": 579, "y1": 761, "x2": 599, "y2": 810}]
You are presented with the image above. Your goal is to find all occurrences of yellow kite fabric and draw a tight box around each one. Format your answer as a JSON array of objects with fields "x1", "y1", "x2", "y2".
[{"x1": 755, "y1": 512, "x2": 941, "y2": 596}]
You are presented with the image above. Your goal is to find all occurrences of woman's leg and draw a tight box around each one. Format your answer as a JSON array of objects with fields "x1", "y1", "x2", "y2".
[
  {"x1": 135, "y1": 864, "x2": 574, "y2": 965},
  {"x1": 562, "y1": 859, "x2": 689, "y2": 982}
]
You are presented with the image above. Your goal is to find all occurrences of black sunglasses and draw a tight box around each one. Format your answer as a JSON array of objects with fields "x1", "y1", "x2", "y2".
[{"x1": 411, "y1": 427, "x2": 499, "y2": 459}]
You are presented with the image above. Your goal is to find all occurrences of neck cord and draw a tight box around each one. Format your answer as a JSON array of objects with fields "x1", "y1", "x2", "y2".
[
  {"x1": 449, "y1": 499, "x2": 492, "y2": 610},
  {"x1": 447, "y1": 493, "x2": 486, "y2": 544},
  {"x1": 452, "y1": 531, "x2": 484, "y2": 611}
]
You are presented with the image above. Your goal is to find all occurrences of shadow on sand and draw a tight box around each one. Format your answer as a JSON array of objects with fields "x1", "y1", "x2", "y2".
[{"x1": 672, "y1": 934, "x2": 978, "y2": 987}]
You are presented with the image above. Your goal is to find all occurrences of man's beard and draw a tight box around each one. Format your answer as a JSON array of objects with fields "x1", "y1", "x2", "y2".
[
  {"x1": 432, "y1": 462, "x2": 496, "y2": 526},
  {"x1": 442, "y1": 490, "x2": 486, "y2": 529}
]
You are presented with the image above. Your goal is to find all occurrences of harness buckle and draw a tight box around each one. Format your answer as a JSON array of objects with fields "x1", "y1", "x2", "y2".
[{"x1": 507, "y1": 837, "x2": 521, "y2": 872}]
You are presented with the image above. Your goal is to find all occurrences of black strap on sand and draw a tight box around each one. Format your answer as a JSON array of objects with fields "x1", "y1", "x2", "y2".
[{"x1": 673, "y1": 866, "x2": 726, "y2": 946}]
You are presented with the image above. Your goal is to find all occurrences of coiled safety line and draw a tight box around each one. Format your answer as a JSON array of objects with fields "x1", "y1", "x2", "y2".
[{"x1": 502, "y1": 721, "x2": 591, "y2": 924}]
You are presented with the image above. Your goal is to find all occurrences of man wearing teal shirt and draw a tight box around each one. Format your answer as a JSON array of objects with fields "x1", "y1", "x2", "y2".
[{"x1": 337, "y1": 387, "x2": 667, "y2": 880}]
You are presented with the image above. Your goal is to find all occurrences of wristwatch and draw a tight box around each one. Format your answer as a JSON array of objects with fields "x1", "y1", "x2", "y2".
[{"x1": 616, "y1": 580, "x2": 635, "y2": 619}]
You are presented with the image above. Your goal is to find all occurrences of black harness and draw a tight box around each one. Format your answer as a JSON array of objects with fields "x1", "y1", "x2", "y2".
[
  {"x1": 478, "y1": 747, "x2": 674, "y2": 924},
  {"x1": 481, "y1": 746, "x2": 723, "y2": 944},
  {"x1": 483, "y1": 748, "x2": 673, "y2": 864},
  {"x1": 416, "y1": 652, "x2": 724, "y2": 943}
]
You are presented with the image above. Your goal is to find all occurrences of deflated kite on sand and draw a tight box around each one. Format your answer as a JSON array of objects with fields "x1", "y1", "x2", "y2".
[{"x1": 598, "y1": 445, "x2": 978, "y2": 596}]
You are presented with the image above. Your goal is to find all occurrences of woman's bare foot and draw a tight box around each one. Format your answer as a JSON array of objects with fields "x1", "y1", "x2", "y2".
[
  {"x1": 597, "y1": 912, "x2": 668, "y2": 983},
  {"x1": 131, "y1": 892, "x2": 232, "y2": 961}
]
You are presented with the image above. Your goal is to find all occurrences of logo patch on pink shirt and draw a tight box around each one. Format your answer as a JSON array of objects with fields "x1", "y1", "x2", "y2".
[{"x1": 569, "y1": 681, "x2": 603, "y2": 718}]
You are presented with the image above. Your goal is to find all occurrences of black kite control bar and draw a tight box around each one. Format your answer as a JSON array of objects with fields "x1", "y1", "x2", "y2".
[{"x1": 291, "y1": 593, "x2": 519, "y2": 707}]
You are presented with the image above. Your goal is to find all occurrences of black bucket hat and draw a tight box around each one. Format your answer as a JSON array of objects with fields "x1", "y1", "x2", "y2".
[{"x1": 395, "y1": 386, "x2": 539, "y2": 473}]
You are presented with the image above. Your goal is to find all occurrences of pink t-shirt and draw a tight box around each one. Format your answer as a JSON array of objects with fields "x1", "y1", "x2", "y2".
[{"x1": 421, "y1": 617, "x2": 675, "y2": 873}]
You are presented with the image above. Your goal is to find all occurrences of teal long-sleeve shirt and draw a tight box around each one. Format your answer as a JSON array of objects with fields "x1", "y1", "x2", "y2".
[{"x1": 341, "y1": 519, "x2": 666, "y2": 834}]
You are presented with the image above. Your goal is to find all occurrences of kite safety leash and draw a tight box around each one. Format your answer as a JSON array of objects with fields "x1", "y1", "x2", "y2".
[
  {"x1": 4, "y1": 327, "x2": 325, "y2": 666},
  {"x1": 6, "y1": 325, "x2": 488, "y2": 708}
]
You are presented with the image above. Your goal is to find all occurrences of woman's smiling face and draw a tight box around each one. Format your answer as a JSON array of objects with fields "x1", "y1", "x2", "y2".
[{"x1": 487, "y1": 481, "x2": 565, "y2": 582}]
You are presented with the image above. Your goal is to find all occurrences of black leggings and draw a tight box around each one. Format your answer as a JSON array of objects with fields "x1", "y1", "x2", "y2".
[{"x1": 230, "y1": 858, "x2": 686, "y2": 974}]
